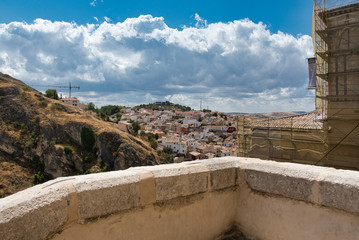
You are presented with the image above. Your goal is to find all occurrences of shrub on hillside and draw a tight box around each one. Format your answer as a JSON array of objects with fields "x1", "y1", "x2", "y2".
[
  {"x1": 81, "y1": 127, "x2": 95, "y2": 151},
  {"x1": 150, "y1": 139, "x2": 158, "y2": 149},
  {"x1": 32, "y1": 171, "x2": 47, "y2": 185},
  {"x1": 51, "y1": 103, "x2": 65, "y2": 111},
  {"x1": 39, "y1": 100, "x2": 48, "y2": 107},
  {"x1": 64, "y1": 146, "x2": 73, "y2": 154}
]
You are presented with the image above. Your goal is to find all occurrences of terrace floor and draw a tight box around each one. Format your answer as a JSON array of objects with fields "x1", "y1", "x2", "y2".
[{"x1": 219, "y1": 227, "x2": 254, "y2": 240}]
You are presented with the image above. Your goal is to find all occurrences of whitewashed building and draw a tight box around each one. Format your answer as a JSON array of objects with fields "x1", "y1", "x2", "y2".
[{"x1": 161, "y1": 136, "x2": 187, "y2": 154}]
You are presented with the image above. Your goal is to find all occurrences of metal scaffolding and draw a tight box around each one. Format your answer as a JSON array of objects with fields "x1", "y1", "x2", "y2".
[
  {"x1": 237, "y1": 112, "x2": 328, "y2": 165},
  {"x1": 238, "y1": 1, "x2": 359, "y2": 170}
]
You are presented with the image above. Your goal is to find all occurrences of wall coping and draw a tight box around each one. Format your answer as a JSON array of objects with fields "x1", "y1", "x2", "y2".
[{"x1": 1, "y1": 157, "x2": 359, "y2": 239}]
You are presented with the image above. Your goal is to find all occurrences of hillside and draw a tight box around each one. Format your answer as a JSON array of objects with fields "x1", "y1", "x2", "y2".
[
  {"x1": 0, "y1": 73, "x2": 159, "y2": 197},
  {"x1": 135, "y1": 101, "x2": 192, "y2": 111}
]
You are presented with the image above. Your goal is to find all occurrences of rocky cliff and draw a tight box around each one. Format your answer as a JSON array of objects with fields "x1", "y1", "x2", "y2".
[{"x1": 0, "y1": 73, "x2": 159, "y2": 197}]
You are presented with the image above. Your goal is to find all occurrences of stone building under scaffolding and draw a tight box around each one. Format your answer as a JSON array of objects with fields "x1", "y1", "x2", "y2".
[{"x1": 238, "y1": 0, "x2": 359, "y2": 170}]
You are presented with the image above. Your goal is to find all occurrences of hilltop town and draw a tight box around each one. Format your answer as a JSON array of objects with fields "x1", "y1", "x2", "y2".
[{"x1": 91, "y1": 101, "x2": 239, "y2": 162}]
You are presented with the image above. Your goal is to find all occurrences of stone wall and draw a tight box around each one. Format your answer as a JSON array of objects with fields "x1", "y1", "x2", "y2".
[{"x1": 0, "y1": 157, "x2": 358, "y2": 240}]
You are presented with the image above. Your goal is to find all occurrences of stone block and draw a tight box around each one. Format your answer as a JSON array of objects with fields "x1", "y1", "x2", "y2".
[
  {"x1": 182, "y1": 157, "x2": 239, "y2": 190},
  {"x1": 0, "y1": 178, "x2": 70, "y2": 240},
  {"x1": 141, "y1": 163, "x2": 209, "y2": 201},
  {"x1": 72, "y1": 171, "x2": 140, "y2": 220},
  {"x1": 127, "y1": 169, "x2": 156, "y2": 206},
  {"x1": 244, "y1": 161, "x2": 323, "y2": 201},
  {"x1": 319, "y1": 169, "x2": 359, "y2": 214}
]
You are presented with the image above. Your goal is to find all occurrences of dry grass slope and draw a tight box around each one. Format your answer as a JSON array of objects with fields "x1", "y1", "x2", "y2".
[{"x1": 0, "y1": 73, "x2": 160, "y2": 197}]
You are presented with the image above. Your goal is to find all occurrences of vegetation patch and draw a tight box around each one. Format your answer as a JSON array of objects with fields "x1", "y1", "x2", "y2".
[
  {"x1": 81, "y1": 127, "x2": 95, "y2": 151},
  {"x1": 39, "y1": 100, "x2": 49, "y2": 107},
  {"x1": 24, "y1": 132, "x2": 39, "y2": 152},
  {"x1": 100, "y1": 105, "x2": 125, "y2": 116},
  {"x1": 97, "y1": 158, "x2": 109, "y2": 172},
  {"x1": 51, "y1": 103, "x2": 65, "y2": 111},
  {"x1": 131, "y1": 121, "x2": 140, "y2": 135},
  {"x1": 22, "y1": 87, "x2": 31, "y2": 92},
  {"x1": 135, "y1": 101, "x2": 192, "y2": 111},
  {"x1": 32, "y1": 171, "x2": 47, "y2": 185},
  {"x1": 45, "y1": 89, "x2": 59, "y2": 100},
  {"x1": 64, "y1": 146, "x2": 73, "y2": 154},
  {"x1": 11, "y1": 121, "x2": 20, "y2": 129}
]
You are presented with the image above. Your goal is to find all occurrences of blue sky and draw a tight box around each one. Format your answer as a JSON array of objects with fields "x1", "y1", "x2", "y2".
[
  {"x1": 0, "y1": 0, "x2": 316, "y2": 112},
  {"x1": 0, "y1": 0, "x2": 313, "y2": 36}
]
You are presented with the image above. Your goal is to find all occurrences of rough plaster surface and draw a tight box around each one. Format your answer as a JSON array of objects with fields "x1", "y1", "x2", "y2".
[
  {"x1": 236, "y1": 181, "x2": 359, "y2": 240},
  {"x1": 0, "y1": 157, "x2": 359, "y2": 240},
  {"x1": 319, "y1": 169, "x2": 359, "y2": 213},
  {"x1": 51, "y1": 190, "x2": 238, "y2": 240},
  {"x1": 244, "y1": 161, "x2": 325, "y2": 201}
]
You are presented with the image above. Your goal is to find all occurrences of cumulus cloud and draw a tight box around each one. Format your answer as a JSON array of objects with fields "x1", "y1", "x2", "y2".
[{"x1": 0, "y1": 15, "x2": 314, "y2": 112}]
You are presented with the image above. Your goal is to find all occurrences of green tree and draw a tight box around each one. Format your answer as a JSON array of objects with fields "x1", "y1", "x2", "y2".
[
  {"x1": 86, "y1": 102, "x2": 96, "y2": 111},
  {"x1": 45, "y1": 89, "x2": 59, "y2": 100},
  {"x1": 149, "y1": 139, "x2": 158, "y2": 149},
  {"x1": 116, "y1": 113, "x2": 122, "y2": 120},
  {"x1": 100, "y1": 105, "x2": 124, "y2": 116},
  {"x1": 131, "y1": 121, "x2": 140, "y2": 134},
  {"x1": 147, "y1": 132, "x2": 155, "y2": 141},
  {"x1": 97, "y1": 110, "x2": 107, "y2": 120},
  {"x1": 163, "y1": 146, "x2": 173, "y2": 154}
]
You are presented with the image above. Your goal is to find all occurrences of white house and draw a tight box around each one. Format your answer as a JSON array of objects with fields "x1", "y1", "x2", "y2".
[
  {"x1": 186, "y1": 138, "x2": 200, "y2": 149},
  {"x1": 61, "y1": 98, "x2": 79, "y2": 107},
  {"x1": 161, "y1": 136, "x2": 187, "y2": 155}
]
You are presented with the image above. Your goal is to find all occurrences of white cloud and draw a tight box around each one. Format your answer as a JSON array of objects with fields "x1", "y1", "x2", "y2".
[
  {"x1": 194, "y1": 13, "x2": 208, "y2": 29},
  {"x1": 90, "y1": 0, "x2": 103, "y2": 7},
  {"x1": 0, "y1": 16, "x2": 314, "y2": 112}
]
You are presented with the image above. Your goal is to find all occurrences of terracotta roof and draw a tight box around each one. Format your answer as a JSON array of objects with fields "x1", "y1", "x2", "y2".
[{"x1": 249, "y1": 112, "x2": 325, "y2": 130}]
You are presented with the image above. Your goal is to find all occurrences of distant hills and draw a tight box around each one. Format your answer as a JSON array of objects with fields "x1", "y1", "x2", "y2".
[
  {"x1": 135, "y1": 101, "x2": 192, "y2": 111},
  {"x1": 227, "y1": 111, "x2": 307, "y2": 118}
]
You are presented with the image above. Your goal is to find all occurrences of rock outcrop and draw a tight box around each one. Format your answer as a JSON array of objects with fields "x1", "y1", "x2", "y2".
[{"x1": 0, "y1": 73, "x2": 159, "y2": 197}]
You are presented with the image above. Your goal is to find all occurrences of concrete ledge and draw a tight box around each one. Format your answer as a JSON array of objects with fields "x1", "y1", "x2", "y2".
[
  {"x1": 181, "y1": 157, "x2": 239, "y2": 190},
  {"x1": 319, "y1": 169, "x2": 359, "y2": 214},
  {"x1": 0, "y1": 157, "x2": 359, "y2": 240},
  {"x1": 241, "y1": 159, "x2": 359, "y2": 215},
  {"x1": 72, "y1": 171, "x2": 140, "y2": 221},
  {"x1": 0, "y1": 178, "x2": 71, "y2": 240},
  {"x1": 134, "y1": 163, "x2": 209, "y2": 201},
  {"x1": 243, "y1": 161, "x2": 324, "y2": 202}
]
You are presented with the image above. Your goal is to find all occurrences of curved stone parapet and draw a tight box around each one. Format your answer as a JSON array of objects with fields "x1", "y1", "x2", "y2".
[{"x1": 0, "y1": 157, "x2": 358, "y2": 240}]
